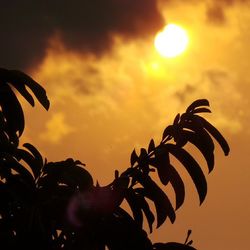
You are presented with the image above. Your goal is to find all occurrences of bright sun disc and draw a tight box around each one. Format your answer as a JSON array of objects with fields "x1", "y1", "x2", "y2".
[{"x1": 154, "y1": 24, "x2": 188, "y2": 58}]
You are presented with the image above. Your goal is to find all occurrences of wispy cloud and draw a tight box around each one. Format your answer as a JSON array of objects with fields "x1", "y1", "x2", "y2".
[{"x1": 40, "y1": 112, "x2": 74, "y2": 144}]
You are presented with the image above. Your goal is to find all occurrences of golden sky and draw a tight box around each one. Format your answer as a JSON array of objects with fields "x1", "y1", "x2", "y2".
[{"x1": 3, "y1": 1, "x2": 250, "y2": 249}]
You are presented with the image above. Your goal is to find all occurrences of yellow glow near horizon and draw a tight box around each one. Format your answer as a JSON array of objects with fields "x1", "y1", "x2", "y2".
[{"x1": 154, "y1": 24, "x2": 189, "y2": 58}]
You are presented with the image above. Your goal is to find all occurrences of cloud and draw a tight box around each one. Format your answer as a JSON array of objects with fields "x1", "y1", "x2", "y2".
[
  {"x1": 205, "y1": 0, "x2": 250, "y2": 24},
  {"x1": 206, "y1": 3, "x2": 226, "y2": 24},
  {"x1": 40, "y1": 112, "x2": 74, "y2": 144},
  {"x1": 0, "y1": 0, "x2": 164, "y2": 70},
  {"x1": 159, "y1": 0, "x2": 250, "y2": 24}
]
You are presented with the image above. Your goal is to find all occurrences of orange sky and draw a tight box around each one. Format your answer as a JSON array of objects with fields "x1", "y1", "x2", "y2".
[{"x1": 6, "y1": 1, "x2": 250, "y2": 249}]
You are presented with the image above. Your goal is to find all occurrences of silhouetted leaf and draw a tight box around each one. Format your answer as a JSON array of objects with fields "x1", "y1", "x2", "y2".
[
  {"x1": 162, "y1": 125, "x2": 174, "y2": 141},
  {"x1": 135, "y1": 174, "x2": 176, "y2": 227},
  {"x1": 126, "y1": 188, "x2": 155, "y2": 233},
  {"x1": 194, "y1": 115, "x2": 230, "y2": 156},
  {"x1": 23, "y1": 143, "x2": 43, "y2": 167},
  {"x1": 130, "y1": 149, "x2": 138, "y2": 167},
  {"x1": 168, "y1": 164, "x2": 185, "y2": 210},
  {"x1": 125, "y1": 189, "x2": 143, "y2": 228},
  {"x1": 180, "y1": 130, "x2": 214, "y2": 172},
  {"x1": 0, "y1": 84, "x2": 24, "y2": 136},
  {"x1": 151, "y1": 148, "x2": 171, "y2": 185},
  {"x1": 139, "y1": 148, "x2": 148, "y2": 159},
  {"x1": 184, "y1": 230, "x2": 192, "y2": 244},
  {"x1": 173, "y1": 113, "x2": 180, "y2": 125},
  {"x1": 115, "y1": 170, "x2": 119, "y2": 179},
  {"x1": 15, "y1": 148, "x2": 41, "y2": 179},
  {"x1": 192, "y1": 107, "x2": 211, "y2": 114},
  {"x1": 140, "y1": 196, "x2": 155, "y2": 233},
  {"x1": 181, "y1": 118, "x2": 215, "y2": 153},
  {"x1": 5, "y1": 69, "x2": 50, "y2": 110},
  {"x1": 165, "y1": 144, "x2": 207, "y2": 204},
  {"x1": 138, "y1": 148, "x2": 150, "y2": 174},
  {"x1": 186, "y1": 99, "x2": 209, "y2": 113},
  {"x1": 8, "y1": 79, "x2": 35, "y2": 107},
  {"x1": 148, "y1": 139, "x2": 155, "y2": 153}
]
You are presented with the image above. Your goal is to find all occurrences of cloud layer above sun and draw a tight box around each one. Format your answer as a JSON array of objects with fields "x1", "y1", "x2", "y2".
[
  {"x1": 2, "y1": 0, "x2": 250, "y2": 71},
  {"x1": 0, "y1": 0, "x2": 163, "y2": 70}
]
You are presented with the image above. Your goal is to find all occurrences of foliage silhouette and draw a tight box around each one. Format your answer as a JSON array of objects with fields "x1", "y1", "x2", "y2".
[{"x1": 0, "y1": 68, "x2": 229, "y2": 249}]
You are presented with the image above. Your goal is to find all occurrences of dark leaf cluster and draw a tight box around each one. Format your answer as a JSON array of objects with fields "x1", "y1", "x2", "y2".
[{"x1": 0, "y1": 68, "x2": 229, "y2": 249}]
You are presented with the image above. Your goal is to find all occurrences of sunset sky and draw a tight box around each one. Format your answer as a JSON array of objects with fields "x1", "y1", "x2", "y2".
[{"x1": 1, "y1": 1, "x2": 250, "y2": 249}]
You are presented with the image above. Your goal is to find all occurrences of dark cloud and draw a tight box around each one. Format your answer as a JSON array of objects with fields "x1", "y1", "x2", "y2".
[
  {"x1": 0, "y1": 0, "x2": 164, "y2": 70},
  {"x1": 206, "y1": 4, "x2": 226, "y2": 24},
  {"x1": 205, "y1": 0, "x2": 249, "y2": 24}
]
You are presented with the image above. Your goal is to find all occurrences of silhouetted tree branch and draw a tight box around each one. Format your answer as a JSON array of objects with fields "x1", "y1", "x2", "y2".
[{"x1": 0, "y1": 68, "x2": 229, "y2": 250}]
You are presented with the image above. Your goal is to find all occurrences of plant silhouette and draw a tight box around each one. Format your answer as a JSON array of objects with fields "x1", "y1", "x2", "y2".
[{"x1": 0, "y1": 68, "x2": 229, "y2": 250}]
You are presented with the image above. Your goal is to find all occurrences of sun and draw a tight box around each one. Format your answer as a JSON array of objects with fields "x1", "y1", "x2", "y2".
[{"x1": 154, "y1": 24, "x2": 189, "y2": 58}]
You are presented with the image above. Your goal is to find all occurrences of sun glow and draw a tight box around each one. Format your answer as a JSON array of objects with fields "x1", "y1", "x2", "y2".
[{"x1": 154, "y1": 24, "x2": 189, "y2": 58}]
